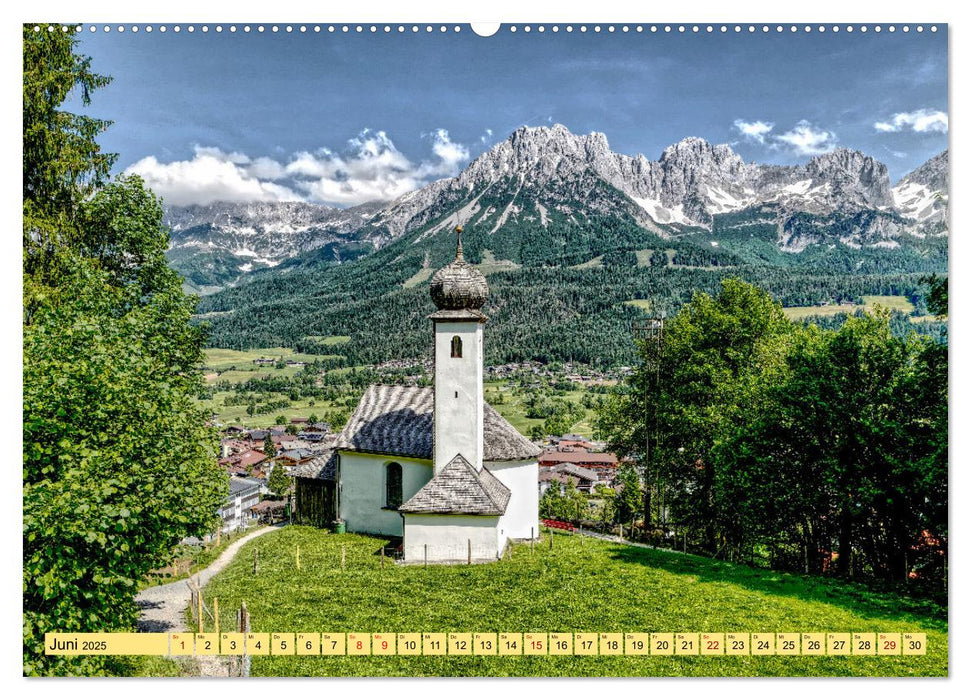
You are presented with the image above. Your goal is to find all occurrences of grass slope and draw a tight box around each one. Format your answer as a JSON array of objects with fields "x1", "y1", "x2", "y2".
[{"x1": 202, "y1": 527, "x2": 946, "y2": 677}]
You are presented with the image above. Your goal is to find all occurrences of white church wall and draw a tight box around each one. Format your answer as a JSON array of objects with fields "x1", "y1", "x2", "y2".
[
  {"x1": 433, "y1": 320, "x2": 484, "y2": 472},
  {"x1": 487, "y1": 459, "x2": 540, "y2": 539},
  {"x1": 403, "y1": 514, "x2": 501, "y2": 561},
  {"x1": 339, "y1": 452, "x2": 432, "y2": 536}
]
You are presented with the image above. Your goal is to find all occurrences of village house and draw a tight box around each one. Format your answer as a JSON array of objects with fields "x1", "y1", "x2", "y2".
[
  {"x1": 538, "y1": 462, "x2": 600, "y2": 494},
  {"x1": 219, "y1": 447, "x2": 268, "y2": 478},
  {"x1": 539, "y1": 447, "x2": 619, "y2": 481},
  {"x1": 219, "y1": 476, "x2": 263, "y2": 531},
  {"x1": 298, "y1": 430, "x2": 330, "y2": 443},
  {"x1": 550, "y1": 434, "x2": 594, "y2": 451},
  {"x1": 297, "y1": 228, "x2": 541, "y2": 561},
  {"x1": 275, "y1": 448, "x2": 317, "y2": 467}
]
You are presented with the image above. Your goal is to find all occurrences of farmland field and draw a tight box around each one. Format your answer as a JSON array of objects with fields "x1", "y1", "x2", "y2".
[
  {"x1": 484, "y1": 380, "x2": 599, "y2": 437},
  {"x1": 200, "y1": 346, "x2": 603, "y2": 437},
  {"x1": 204, "y1": 346, "x2": 346, "y2": 372},
  {"x1": 201, "y1": 345, "x2": 351, "y2": 427},
  {"x1": 781, "y1": 295, "x2": 917, "y2": 321},
  {"x1": 201, "y1": 527, "x2": 947, "y2": 677}
]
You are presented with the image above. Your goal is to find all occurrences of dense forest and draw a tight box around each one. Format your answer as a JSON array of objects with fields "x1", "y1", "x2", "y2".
[
  {"x1": 596, "y1": 279, "x2": 948, "y2": 593},
  {"x1": 198, "y1": 260, "x2": 945, "y2": 369}
]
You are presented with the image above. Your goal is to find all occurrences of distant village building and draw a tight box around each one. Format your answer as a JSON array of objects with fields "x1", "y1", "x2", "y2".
[
  {"x1": 275, "y1": 448, "x2": 316, "y2": 467},
  {"x1": 304, "y1": 228, "x2": 540, "y2": 561},
  {"x1": 219, "y1": 448, "x2": 268, "y2": 478},
  {"x1": 219, "y1": 477, "x2": 262, "y2": 531},
  {"x1": 539, "y1": 447, "x2": 619, "y2": 481},
  {"x1": 538, "y1": 462, "x2": 600, "y2": 494}
]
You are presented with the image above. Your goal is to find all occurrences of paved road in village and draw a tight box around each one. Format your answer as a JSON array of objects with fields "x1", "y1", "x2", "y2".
[{"x1": 135, "y1": 523, "x2": 284, "y2": 676}]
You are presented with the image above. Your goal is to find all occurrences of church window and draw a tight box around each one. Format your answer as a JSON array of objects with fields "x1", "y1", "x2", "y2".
[
  {"x1": 385, "y1": 462, "x2": 403, "y2": 508},
  {"x1": 450, "y1": 335, "x2": 462, "y2": 358}
]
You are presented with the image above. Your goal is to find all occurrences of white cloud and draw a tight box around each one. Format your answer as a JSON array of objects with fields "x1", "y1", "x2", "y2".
[
  {"x1": 127, "y1": 129, "x2": 474, "y2": 208},
  {"x1": 773, "y1": 121, "x2": 838, "y2": 156},
  {"x1": 874, "y1": 109, "x2": 948, "y2": 134},
  {"x1": 125, "y1": 146, "x2": 299, "y2": 206},
  {"x1": 480, "y1": 128, "x2": 494, "y2": 144},
  {"x1": 733, "y1": 119, "x2": 774, "y2": 144}
]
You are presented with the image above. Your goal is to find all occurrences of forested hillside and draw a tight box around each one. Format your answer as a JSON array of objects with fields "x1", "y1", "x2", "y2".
[{"x1": 196, "y1": 210, "x2": 945, "y2": 368}]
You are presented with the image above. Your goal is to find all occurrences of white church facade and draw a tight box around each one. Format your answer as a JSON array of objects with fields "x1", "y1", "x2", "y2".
[{"x1": 331, "y1": 228, "x2": 540, "y2": 562}]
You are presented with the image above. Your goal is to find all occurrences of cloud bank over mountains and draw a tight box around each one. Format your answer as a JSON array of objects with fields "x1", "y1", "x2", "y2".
[{"x1": 126, "y1": 128, "x2": 471, "y2": 207}]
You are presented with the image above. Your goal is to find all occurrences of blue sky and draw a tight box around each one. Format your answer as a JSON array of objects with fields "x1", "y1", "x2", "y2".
[{"x1": 69, "y1": 24, "x2": 948, "y2": 208}]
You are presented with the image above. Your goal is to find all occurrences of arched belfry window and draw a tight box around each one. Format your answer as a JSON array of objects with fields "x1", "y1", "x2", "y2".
[
  {"x1": 450, "y1": 335, "x2": 462, "y2": 358},
  {"x1": 386, "y1": 462, "x2": 403, "y2": 508}
]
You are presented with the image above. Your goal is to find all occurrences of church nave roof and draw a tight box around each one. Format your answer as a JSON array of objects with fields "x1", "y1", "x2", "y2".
[{"x1": 334, "y1": 384, "x2": 541, "y2": 462}]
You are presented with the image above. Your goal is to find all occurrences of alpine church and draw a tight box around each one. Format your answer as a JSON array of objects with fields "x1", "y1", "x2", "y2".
[{"x1": 329, "y1": 227, "x2": 540, "y2": 562}]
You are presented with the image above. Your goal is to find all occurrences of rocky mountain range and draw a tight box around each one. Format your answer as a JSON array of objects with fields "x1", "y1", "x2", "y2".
[{"x1": 165, "y1": 125, "x2": 948, "y2": 291}]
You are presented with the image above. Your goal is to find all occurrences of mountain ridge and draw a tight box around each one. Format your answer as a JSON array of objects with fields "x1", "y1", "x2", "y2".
[{"x1": 165, "y1": 125, "x2": 948, "y2": 291}]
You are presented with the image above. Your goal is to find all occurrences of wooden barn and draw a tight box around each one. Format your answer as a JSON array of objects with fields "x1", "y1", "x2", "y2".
[{"x1": 290, "y1": 450, "x2": 338, "y2": 527}]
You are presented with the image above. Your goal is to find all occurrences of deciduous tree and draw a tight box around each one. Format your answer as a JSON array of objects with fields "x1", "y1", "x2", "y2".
[{"x1": 23, "y1": 25, "x2": 226, "y2": 675}]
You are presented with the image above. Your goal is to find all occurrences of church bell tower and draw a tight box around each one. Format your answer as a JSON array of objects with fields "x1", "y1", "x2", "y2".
[{"x1": 428, "y1": 226, "x2": 489, "y2": 474}]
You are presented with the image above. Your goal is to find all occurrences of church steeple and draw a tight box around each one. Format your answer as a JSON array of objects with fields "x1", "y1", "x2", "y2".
[
  {"x1": 429, "y1": 226, "x2": 488, "y2": 311},
  {"x1": 429, "y1": 226, "x2": 487, "y2": 473}
]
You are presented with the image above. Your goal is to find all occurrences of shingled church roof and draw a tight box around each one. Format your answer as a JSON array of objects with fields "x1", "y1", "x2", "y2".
[
  {"x1": 334, "y1": 384, "x2": 541, "y2": 461},
  {"x1": 288, "y1": 450, "x2": 337, "y2": 480},
  {"x1": 399, "y1": 453, "x2": 511, "y2": 515}
]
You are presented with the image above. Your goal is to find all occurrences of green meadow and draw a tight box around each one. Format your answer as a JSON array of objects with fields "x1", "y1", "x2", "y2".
[
  {"x1": 201, "y1": 527, "x2": 947, "y2": 677},
  {"x1": 781, "y1": 295, "x2": 918, "y2": 321}
]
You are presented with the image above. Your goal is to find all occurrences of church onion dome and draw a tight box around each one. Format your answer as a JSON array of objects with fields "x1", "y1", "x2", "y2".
[{"x1": 430, "y1": 226, "x2": 489, "y2": 310}]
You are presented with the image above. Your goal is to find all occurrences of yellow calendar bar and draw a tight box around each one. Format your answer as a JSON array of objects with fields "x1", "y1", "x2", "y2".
[{"x1": 42, "y1": 632, "x2": 927, "y2": 656}]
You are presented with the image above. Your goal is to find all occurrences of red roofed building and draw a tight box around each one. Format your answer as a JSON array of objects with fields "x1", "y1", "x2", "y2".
[
  {"x1": 539, "y1": 449, "x2": 618, "y2": 482},
  {"x1": 219, "y1": 448, "x2": 268, "y2": 478}
]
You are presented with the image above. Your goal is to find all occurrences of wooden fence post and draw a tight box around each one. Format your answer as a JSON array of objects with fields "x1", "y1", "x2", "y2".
[
  {"x1": 214, "y1": 597, "x2": 219, "y2": 637},
  {"x1": 216, "y1": 529, "x2": 221, "y2": 547},
  {"x1": 549, "y1": 527, "x2": 553, "y2": 550},
  {"x1": 424, "y1": 544, "x2": 428, "y2": 567},
  {"x1": 468, "y1": 539, "x2": 472, "y2": 565},
  {"x1": 253, "y1": 548, "x2": 259, "y2": 575},
  {"x1": 239, "y1": 600, "x2": 250, "y2": 678},
  {"x1": 341, "y1": 545, "x2": 346, "y2": 571},
  {"x1": 381, "y1": 546, "x2": 385, "y2": 569},
  {"x1": 296, "y1": 545, "x2": 301, "y2": 571},
  {"x1": 197, "y1": 589, "x2": 204, "y2": 634}
]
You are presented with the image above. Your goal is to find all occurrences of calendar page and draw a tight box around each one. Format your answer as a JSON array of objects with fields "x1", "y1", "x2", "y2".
[{"x1": 22, "y1": 10, "x2": 949, "y2": 683}]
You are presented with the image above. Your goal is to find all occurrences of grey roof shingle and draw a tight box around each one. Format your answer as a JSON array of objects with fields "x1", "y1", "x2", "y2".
[
  {"x1": 334, "y1": 384, "x2": 540, "y2": 461},
  {"x1": 399, "y1": 453, "x2": 511, "y2": 515},
  {"x1": 289, "y1": 450, "x2": 337, "y2": 480}
]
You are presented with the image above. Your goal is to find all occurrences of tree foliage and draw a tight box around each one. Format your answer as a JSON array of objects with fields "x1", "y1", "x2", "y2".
[
  {"x1": 268, "y1": 464, "x2": 293, "y2": 499},
  {"x1": 614, "y1": 463, "x2": 643, "y2": 527},
  {"x1": 597, "y1": 279, "x2": 947, "y2": 588},
  {"x1": 538, "y1": 478, "x2": 589, "y2": 522},
  {"x1": 23, "y1": 25, "x2": 227, "y2": 675}
]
